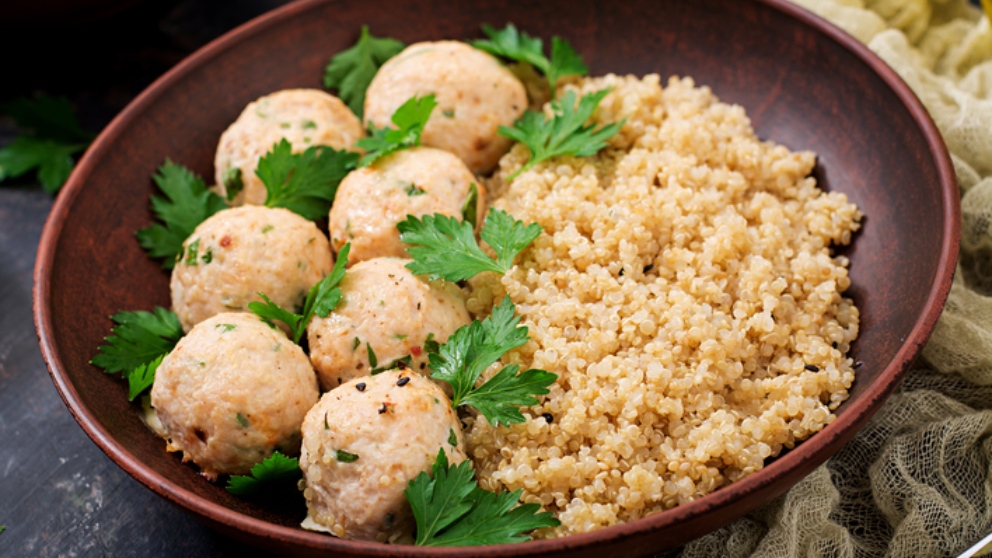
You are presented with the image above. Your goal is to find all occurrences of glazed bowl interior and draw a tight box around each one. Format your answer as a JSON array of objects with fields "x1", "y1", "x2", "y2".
[{"x1": 34, "y1": 0, "x2": 957, "y2": 556}]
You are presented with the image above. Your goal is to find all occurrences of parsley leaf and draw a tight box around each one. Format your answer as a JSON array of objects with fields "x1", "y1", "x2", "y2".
[
  {"x1": 249, "y1": 243, "x2": 350, "y2": 343},
  {"x1": 398, "y1": 213, "x2": 500, "y2": 281},
  {"x1": 356, "y1": 94, "x2": 437, "y2": 167},
  {"x1": 256, "y1": 139, "x2": 359, "y2": 221},
  {"x1": 2, "y1": 96, "x2": 91, "y2": 143},
  {"x1": 460, "y1": 364, "x2": 558, "y2": 427},
  {"x1": 430, "y1": 297, "x2": 556, "y2": 426},
  {"x1": 472, "y1": 24, "x2": 588, "y2": 98},
  {"x1": 499, "y1": 89, "x2": 623, "y2": 180},
  {"x1": 135, "y1": 160, "x2": 227, "y2": 269},
  {"x1": 0, "y1": 96, "x2": 92, "y2": 193},
  {"x1": 91, "y1": 307, "x2": 183, "y2": 376},
  {"x1": 248, "y1": 292, "x2": 302, "y2": 334},
  {"x1": 398, "y1": 208, "x2": 541, "y2": 282},
  {"x1": 226, "y1": 451, "x2": 301, "y2": 495},
  {"x1": 323, "y1": 25, "x2": 405, "y2": 118},
  {"x1": 128, "y1": 355, "x2": 163, "y2": 402},
  {"x1": 547, "y1": 37, "x2": 588, "y2": 96},
  {"x1": 406, "y1": 448, "x2": 558, "y2": 546},
  {"x1": 480, "y1": 208, "x2": 543, "y2": 271}
]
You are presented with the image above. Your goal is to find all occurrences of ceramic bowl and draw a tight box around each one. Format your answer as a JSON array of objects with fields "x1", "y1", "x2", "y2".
[{"x1": 34, "y1": 0, "x2": 958, "y2": 556}]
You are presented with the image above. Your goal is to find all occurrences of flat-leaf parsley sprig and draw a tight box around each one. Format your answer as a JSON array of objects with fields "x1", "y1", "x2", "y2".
[
  {"x1": 472, "y1": 23, "x2": 588, "y2": 98},
  {"x1": 256, "y1": 138, "x2": 359, "y2": 220},
  {"x1": 406, "y1": 448, "x2": 559, "y2": 546},
  {"x1": 356, "y1": 94, "x2": 437, "y2": 167},
  {"x1": 249, "y1": 243, "x2": 351, "y2": 343},
  {"x1": 499, "y1": 89, "x2": 624, "y2": 181},
  {"x1": 397, "y1": 208, "x2": 542, "y2": 282},
  {"x1": 135, "y1": 160, "x2": 228, "y2": 269},
  {"x1": 430, "y1": 296, "x2": 556, "y2": 427},
  {"x1": 90, "y1": 307, "x2": 183, "y2": 401},
  {"x1": 323, "y1": 26, "x2": 405, "y2": 118},
  {"x1": 0, "y1": 95, "x2": 93, "y2": 193},
  {"x1": 226, "y1": 451, "x2": 301, "y2": 495}
]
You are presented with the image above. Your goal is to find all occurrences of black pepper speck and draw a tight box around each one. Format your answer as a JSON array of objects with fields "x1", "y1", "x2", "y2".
[
  {"x1": 804, "y1": 364, "x2": 820, "y2": 372},
  {"x1": 397, "y1": 376, "x2": 410, "y2": 387},
  {"x1": 542, "y1": 413, "x2": 553, "y2": 423},
  {"x1": 378, "y1": 403, "x2": 388, "y2": 414},
  {"x1": 356, "y1": 382, "x2": 366, "y2": 392}
]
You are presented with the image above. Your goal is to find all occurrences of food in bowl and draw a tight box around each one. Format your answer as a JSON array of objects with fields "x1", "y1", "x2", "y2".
[
  {"x1": 467, "y1": 74, "x2": 861, "y2": 534},
  {"x1": 91, "y1": 22, "x2": 861, "y2": 545}
]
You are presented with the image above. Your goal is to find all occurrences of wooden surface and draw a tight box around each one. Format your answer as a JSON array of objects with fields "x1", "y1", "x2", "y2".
[{"x1": 0, "y1": 2, "x2": 287, "y2": 556}]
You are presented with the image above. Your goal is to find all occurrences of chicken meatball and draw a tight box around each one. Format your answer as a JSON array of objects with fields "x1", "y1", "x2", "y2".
[
  {"x1": 171, "y1": 206, "x2": 332, "y2": 332},
  {"x1": 299, "y1": 370, "x2": 467, "y2": 541},
  {"x1": 214, "y1": 89, "x2": 364, "y2": 205},
  {"x1": 329, "y1": 147, "x2": 484, "y2": 263},
  {"x1": 364, "y1": 41, "x2": 527, "y2": 174},
  {"x1": 151, "y1": 312, "x2": 319, "y2": 480},
  {"x1": 307, "y1": 257, "x2": 470, "y2": 391}
]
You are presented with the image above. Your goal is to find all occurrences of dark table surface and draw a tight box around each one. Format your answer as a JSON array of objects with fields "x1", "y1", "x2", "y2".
[{"x1": 0, "y1": 2, "x2": 289, "y2": 556}]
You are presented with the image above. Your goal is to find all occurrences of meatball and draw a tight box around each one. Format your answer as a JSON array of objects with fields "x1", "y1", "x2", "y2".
[
  {"x1": 214, "y1": 89, "x2": 364, "y2": 205},
  {"x1": 299, "y1": 370, "x2": 467, "y2": 541},
  {"x1": 307, "y1": 257, "x2": 470, "y2": 391},
  {"x1": 329, "y1": 147, "x2": 484, "y2": 263},
  {"x1": 151, "y1": 312, "x2": 319, "y2": 480},
  {"x1": 171, "y1": 206, "x2": 332, "y2": 332},
  {"x1": 365, "y1": 41, "x2": 527, "y2": 174}
]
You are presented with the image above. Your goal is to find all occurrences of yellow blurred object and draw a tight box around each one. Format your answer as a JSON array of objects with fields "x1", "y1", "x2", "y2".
[{"x1": 983, "y1": 0, "x2": 992, "y2": 22}]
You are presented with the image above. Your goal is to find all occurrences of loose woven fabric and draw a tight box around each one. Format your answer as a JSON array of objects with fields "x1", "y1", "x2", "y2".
[{"x1": 672, "y1": 1, "x2": 992, "y2": 556}]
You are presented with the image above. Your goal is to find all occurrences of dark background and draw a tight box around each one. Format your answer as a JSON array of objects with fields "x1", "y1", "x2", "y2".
[{"x1": 0, "y1": 2, "x2": 289, "y2": 556}]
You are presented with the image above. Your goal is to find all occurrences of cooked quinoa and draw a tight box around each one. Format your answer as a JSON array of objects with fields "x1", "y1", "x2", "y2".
[{"x1": 463, "y1": 74, "x2": 861, "y2": 537}]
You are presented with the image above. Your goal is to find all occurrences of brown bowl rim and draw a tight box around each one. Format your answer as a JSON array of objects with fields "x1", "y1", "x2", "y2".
[{"x1": 33, "y1": 0, "x2": 959, "y2": 555}]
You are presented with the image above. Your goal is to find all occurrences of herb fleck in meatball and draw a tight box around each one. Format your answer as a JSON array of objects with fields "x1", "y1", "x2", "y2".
[
  {"x1": 151, "y1": 313, "x2": 319, "y2": 480},
  {"x1": 300, "y1": 370, "x2": 466, "y2": 541},
  {"x1": 365, "y1": 41, "x2": 527, "y2": 174}
]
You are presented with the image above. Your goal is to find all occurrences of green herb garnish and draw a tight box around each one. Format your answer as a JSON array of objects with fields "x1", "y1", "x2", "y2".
[
  {"x1": 226, "y1": 451, "x2": 301, "y2": 495},
  {"x1": 91, "y1": 308, "x2": 183, "y2": 401},
  {"x1": 499, "y1": 89, "x2": 623, "y2": 180},
  {"x1": 430, "y1": 297, "x2": 556, "y2": 426},
  {"x1": 405, "y1": 448, "x2": 559, "y2": 546},
  {"x1": 356, "y1": 94, "x2": 437, "y2": 167},
  {"x1": 398, "y1": 208, "x2": 541, "y2": 282},
  {"x1": 0, "y1": 95, "x2": 92, "y2": 193},
  {"x1": 91, "y1": 307, "x2": 183, "y2": 376},
  {"x1": 323, "y1": 25, "x2": 405, "y2": 118},
  {"x1": 135, "y1": 160, "x2": 227, "y2": 269},
  {"x1": 249, "y1": 244, "x2": 350, "y2": 343},
  {"x1": 127, "y1": 355, "x2": 162, "y2": 402},
  {"x1": 236, "y1": 413, "x2": 250, "y2": 428},
  {"x1": 448, "y1": 428, "x2": 458, "y2": 446},
  {"x1": 256, "y1": 138, "x2": 358, "y2": 221},
  {"x1": 472, "y1": 24, "x2": 588, "y2": 98}
]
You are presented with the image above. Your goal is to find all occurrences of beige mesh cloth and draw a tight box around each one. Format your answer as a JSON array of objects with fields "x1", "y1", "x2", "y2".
[{"x1": 670, "y1": 1, "x2": 992, "y2": 556}]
